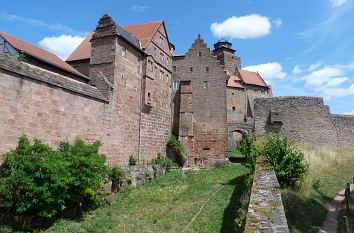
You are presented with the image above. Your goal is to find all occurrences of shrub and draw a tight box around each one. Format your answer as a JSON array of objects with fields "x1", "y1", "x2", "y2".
[
  {"x1": 128, "y1": 155, "x2": 137, "y2": 166},
  {"x1": 150, "y1": 153, "x2": 173, "y2": 171},
  {"x1": 236, "y1": 130, "x2": 255, "y2": 157},
  {"x1": 0, "y1": 135, "x2": 108, "y2": 220},
  {"x1": 261, "y1": 134, "x2": 309, "y2": 187},
  {"x1": 109, "y1": 166, "x2": 125, "y2": 192},
  {"x1": 167, "y1": 135, "x2": 186, "y2": 167}
]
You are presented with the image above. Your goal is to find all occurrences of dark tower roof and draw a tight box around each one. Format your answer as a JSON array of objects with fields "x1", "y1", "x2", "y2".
[{"x1": 212, "y1": 39, "x2": 235, "y2": 54}]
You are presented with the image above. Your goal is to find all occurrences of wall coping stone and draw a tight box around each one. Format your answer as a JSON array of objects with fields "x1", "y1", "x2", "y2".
[
  {"x1": 245, "y1": 157, "x2": 289, "y2": 233},
  {"x1": 0, "y1": 54, "x2": 108, "y2": 102}
]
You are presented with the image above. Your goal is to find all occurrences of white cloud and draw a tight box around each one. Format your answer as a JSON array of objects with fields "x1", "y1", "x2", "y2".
[
  {"x1": 0, "y1": 12, "x2": 84, "y2": 35},
  {"x1": 272, "y1": 19, "x2": 282, "y2": 27},
  {"x1": 308, "y1": 62, "x2": 322, "y2": 71},
  {"x1": 132, "y1": 5, "x2": 147, "y2": 12},
  {"x1": 39, "y1": 34, "x2": 85, "y2": 60},
  {"x1": 331, "y1": 0, "x2": 348, "y2": 6},
  {"x1": 292, "y1": 65, "x2": 302, "y2": 75},
  {"x1": 210, "y1": 14, "x2": 271, "y2": 39},
  {"x1": 301, "y1": 66, "x2": 345, "y2": 88},
  {"x1": 343, "y1": 110, "x2": 354, "y2": 115},
  {"x1": 243, "y1": 62, "x2": 287, "y2": 81}
]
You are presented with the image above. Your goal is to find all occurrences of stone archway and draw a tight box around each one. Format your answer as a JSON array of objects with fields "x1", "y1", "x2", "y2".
[{"x1": 228, "y1": 129, "x2": 245, "y2": 148}]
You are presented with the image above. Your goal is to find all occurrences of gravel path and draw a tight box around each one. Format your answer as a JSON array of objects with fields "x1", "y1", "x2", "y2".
[{"x1": 319, "y1": 184, "x2": 353, "y2": 233}]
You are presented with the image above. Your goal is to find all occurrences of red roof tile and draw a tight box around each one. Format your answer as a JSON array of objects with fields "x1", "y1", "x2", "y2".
[
  {"x1": 124, "y1": 20, "x2": 163, "y2": 48},
  {"x1": 66, "y1": 20, "x2": 164, "y2": 62},
  {"x1": 227, "y1": 75, "x2": 244, "y2": 88},
  {"x1": 0, "y1": 32, "x2": 87, "y2": 79},
  {"x1": 66, "y1": 31, "x2": 94, "y2": 61},
  {"x1": 268, "y1": 85, "x2": 273, "y2": 97},
  {"x1": 239, "y1": 69, "x2": 268, "y2": 88}
]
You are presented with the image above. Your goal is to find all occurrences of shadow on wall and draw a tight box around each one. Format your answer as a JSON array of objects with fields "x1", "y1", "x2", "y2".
[{"x1": 220, "y1": 173, "x2": 252, "y2": 233}]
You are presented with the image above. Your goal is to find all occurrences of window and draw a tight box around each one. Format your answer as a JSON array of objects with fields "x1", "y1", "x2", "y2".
[
  {"x1": 232, "y1": 92, "x2": 235, "y2": 95},
  {"x1": 121, "y1": 45, "x2": 126, "y2": 57},
  {"x1": 198, "y1": 52, "x2": 202, "y2": 57},
  {"x1": 160, "y1": 70, "x2": 164, "y2": 80},
  {"x1": 166, "y1": 74, "x2": 169, "y2": 82},
  {"x1": 161, "y1": 53, "x2": 164, "y2": 62},
  {"x1": 189, "y1": 67, "x2": 193, "y2": 72},
  {"x1": 173, "y1": 80, "x2": 179, "y2": 91},
  {"x1": 232, "y1": 107, "x2": 236, "y2": 111},
  {"x1": 203, "y1": 81, "x2": 208, "y2": 90},
  {"x1": 148, "y1": 61, "x2": 153, "y2": 72},
  {"x1": 167, "y1": 57, "x2": 169, "y2": 65},
  {"x1": 173, "y1": 66, "x2": 177, "y2": 72},
  {"x1": 206, "y1": 67, "x2": 209, "y2": 72},
  {"x1": 154, "y1": 65, "x2": 157, "y2": 78},
  {"x1": 160, "y1": 35, "x2": 163, "y2": 42}
]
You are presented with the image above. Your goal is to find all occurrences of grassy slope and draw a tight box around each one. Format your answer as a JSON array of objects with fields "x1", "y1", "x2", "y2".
[
  {"x1": 46, "y1": 164, "x2": 250, "y2": 233},
  {"x1": 282, "y1": 146, "x2": 354, "y2": 233},
  {"x1": 228, "y1": 148, "x2": 244, "y2": 158}
]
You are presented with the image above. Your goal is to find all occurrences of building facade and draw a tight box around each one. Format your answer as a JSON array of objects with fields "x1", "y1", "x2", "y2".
[{"x1": 172, "y1": 36, "x2": 271, "y2": 165}]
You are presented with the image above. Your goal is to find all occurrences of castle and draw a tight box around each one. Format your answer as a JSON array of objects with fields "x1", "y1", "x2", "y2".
[{"x1": 0, "y1": 14, "x2": 353, "y2": 166}]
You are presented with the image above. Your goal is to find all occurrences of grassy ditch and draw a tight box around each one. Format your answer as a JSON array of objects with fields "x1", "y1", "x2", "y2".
[
  {"x1": 45, "y1": 164, "x2": 251, "y2": 233},
  {"x1": 282, "y1": 146, "x2": 354, "y2": 233}
]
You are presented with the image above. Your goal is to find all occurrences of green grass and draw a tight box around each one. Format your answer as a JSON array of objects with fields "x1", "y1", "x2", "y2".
[
  {"x1": 338, "y1": 193, "x2": 354, "y2": 233},
  {"x1": 282, "y1": 146, "x2": 354, "y2": 233},
  {"x1": 228, "y1": 148, "x2": 245, "y2": 158},
  {"x1": 45, "y1": 164, "x2": 251, "y2": 233}
]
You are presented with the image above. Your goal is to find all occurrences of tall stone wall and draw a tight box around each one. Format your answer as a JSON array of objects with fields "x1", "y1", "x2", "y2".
[
  {"x1": 173, "y1": 35, "x2": 228, "y2": 165},
  {"x1": 254, "y1": 96, "x2": 354, "y2": 149},
  {"x1": 332, "y1": 114, "x2": 354, "y2": 148},
  {"x1": 139, "y1": 23, "x2": 172, "y2": 161}
]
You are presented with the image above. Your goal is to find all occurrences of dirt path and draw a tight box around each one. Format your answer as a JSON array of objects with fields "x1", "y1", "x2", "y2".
[{"x1": 319, "y1": 184, "x2": 353, "y2": 233}]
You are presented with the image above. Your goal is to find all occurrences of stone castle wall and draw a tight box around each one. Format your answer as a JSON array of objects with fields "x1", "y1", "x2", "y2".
[{"x1": 254, "y1": 96, "x2": 354, "y2": 149}]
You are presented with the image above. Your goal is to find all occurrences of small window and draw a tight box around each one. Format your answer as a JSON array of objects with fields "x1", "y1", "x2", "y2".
[
  {"x1": 189, "y1": 67, "x2": 193, "y2": 72},
  {"x1": 167, "y1": 57, "x2": 169, "y2": 65},
  {"x1": 121, "y1": 45, "x2": 126, "y2": 57},
  {"x1": 173, "y1": 66, "x2": 177, "y2": 72},
  {"x1": 160, "y1": 70, "x2": 164, "y2": 80},
  {"x1": 161, "y1": 53, "x2": 164, "y2": 62},
  {"x1": 198, "y1": 52, "x2": 202, "y2": 57},
  {"x1": 148, "y1": 61, "x2": 153, "y2": 72},
  {"x1": 166, "y1": 74, "x2": 169, "y2": 83},
  {"x1": 173, "y1": 80, "x2": 179, "y2": 91},
  {"x1": 232, "y1": 107, "x2": 236, "y2": 111},
  {"x1": 160, "y1": 35, "x2": 163, "y2": 42},
  {"x1": 232, "y1": 92, "x2": 235, "y2": 95},
  {"x1": 206, "y1": 67, "x2": 209, "y2": 72},
  {"x1": 203, "y1": 81, "x2": 208, "y2": 90}
]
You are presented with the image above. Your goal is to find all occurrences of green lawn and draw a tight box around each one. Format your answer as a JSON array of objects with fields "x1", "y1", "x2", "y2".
[
  {"x1": 282, "y1": 146, "x2": 354, "y2": 233},
  {"x1": 45, "y1": 164, "x2": 251, "y2": 233},
  {"x1": 228, "y1": 148, "x2": 245, "y2": 158}
]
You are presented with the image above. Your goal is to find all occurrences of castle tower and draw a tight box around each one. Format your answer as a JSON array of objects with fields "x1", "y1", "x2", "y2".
[{"x1": 212, "y1": 39, "x2": 241, "y2": 75}]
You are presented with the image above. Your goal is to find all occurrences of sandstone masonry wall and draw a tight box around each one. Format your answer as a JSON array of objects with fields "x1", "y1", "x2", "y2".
[
  {"x1": 254, "y1": 96, "x2": 354, "y2": 149},
  {"x1": 245, "y1": 158, "x2": 289, "y2": 232}
]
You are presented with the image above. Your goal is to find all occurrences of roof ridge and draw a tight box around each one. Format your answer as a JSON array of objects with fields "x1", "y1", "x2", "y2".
[{"x1": 124, "y1": 20, "x2": 163, "y2": 27}]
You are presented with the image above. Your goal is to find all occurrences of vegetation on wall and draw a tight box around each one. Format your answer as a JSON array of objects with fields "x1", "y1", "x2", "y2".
[
  {"x1": 0, "y1": 135, "x2": 108, "y2": 222},
  {"x1": 167, "y1": 135, "x2": 186, "y2": 167}
]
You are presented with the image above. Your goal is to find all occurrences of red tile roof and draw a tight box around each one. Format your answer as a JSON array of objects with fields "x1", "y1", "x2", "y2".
[
  {"x1": 0, "y1": 32, "x2": 87, "y2": 79},
  {"x1": 227, "y1": 75, "x2": 244, "y2": 88},
  {"x1": 66, "y1": 31, "x2": 94, "y2": 62},
  {"x1": 268, "y1": 85, "x2": 273, "y2": 97},
  {"x1": 66, "y1": 20, "x2": 164, "y2": 62},
  {"x1": 124, "y1": 20, "x2": 163, "y2": 48},
  {"x1": 239, "y1": 69, "x2": 268, "y2": 88}
]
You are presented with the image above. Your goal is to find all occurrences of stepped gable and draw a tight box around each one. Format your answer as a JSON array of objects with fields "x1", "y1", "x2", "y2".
[{"x1": 0, "y1": 32, "x2": 87, "y2": 80}]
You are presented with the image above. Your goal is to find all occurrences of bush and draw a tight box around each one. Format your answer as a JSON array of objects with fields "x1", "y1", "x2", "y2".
[
  {"x1": 261, "y1": 134, "x2": 309, "y2": 187},
  {"x1": 150, "y1": 153, "x2": 173, "y2": 171},
  {"x1": 0, "y1": 135, "x2": 108, "y2": 220},
  {"x1": 128, "y1": 155, "x2": 137, "y2": 166},
  {"x1": 109, "y1": 166, "x2": 125, "y2": 192},
  {"x1": 167, "y1": 135, "x2": 186, "y2": 167},
  {"x1": 236, "y1": 130, "x2": 255, "y2": 157}
]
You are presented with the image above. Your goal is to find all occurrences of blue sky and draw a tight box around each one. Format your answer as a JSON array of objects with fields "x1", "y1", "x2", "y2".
[{"x1": 1, "y1": 0, "x2": 354, "y2": 114}]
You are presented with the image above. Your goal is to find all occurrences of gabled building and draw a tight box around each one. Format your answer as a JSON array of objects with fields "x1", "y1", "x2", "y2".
[{"x1": 172, "y1": 36, "x2": 271, "y2": 164}]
